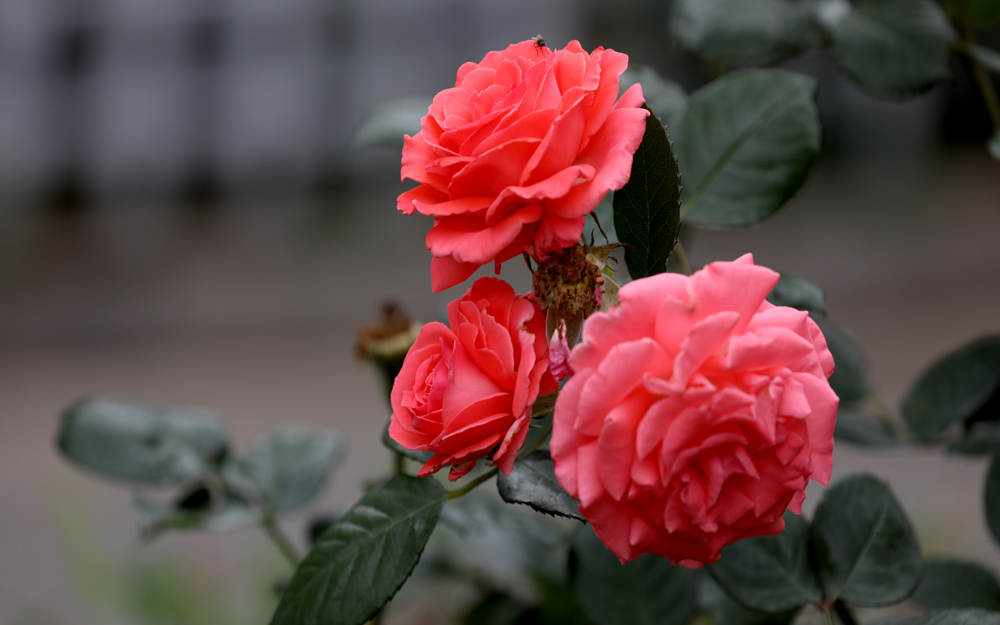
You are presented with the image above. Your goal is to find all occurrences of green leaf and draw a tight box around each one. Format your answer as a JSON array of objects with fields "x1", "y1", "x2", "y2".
[
  {"x1": 270, "y1": 474, "x2": 445, "y2": 625},
  {"x1": 570, "y1": 524, "x2": 701, "y2": 625},
  {"x1": 699, "y1": 576, "x2": 800, "y2": 625},
  {"x1": 834, "y1": 406, "x2": 899, "y2": 447},
  {"x1": 913, "y1": 560, "x2": 1000, "y2": 611},
  {"x1": 381, "y1": 418, "x2": 434, "y2": 463},
  {"x1": 57, "y1": 397, "x2": 228, "y2": 486},
  {"x1": 986, "y1": 456, "x2": 1000, "y2": 546},
  {"x1": 902, "y1": 335, "x2": 1000, "y2": 440},
  {"x1": 810, "y1": 314, "x2": 871, "y2": 403},
  {"x1": 828, "y1": 0, "x2": 954, "y2": 95},
  {"x1": 237, "y1": 428, "x2": 344, "y2": 512},
  {"x1": 871, "y1": 609, "x2": 1000, "y2": 625},
  {"x1": 351, "y1": 97, "x2": 430, "y2": 149},
  {"x1": 133, "y1": 489, "x2": 261, "y2": 538},
  {"x1": 810, "y1": 473, "x2": 922, "y2": 606},
  {"x1": 709, "y1": 513, "x2": 821, "y2": 613},
  {"x1": 496, "y1": 450, "x2": 584, "y2": 521},
  {"x1": 613, "y1": 104, "x2": 681, "y2": 280},
  {"x1": 671, "y1": 0, "x2": 824, "y2": 65},
  {"x1": 676, "y1": 69, "x2": 820, "y2": 228},
  {"x1": 766, "y1": 273, "x2": 826, "y2": 315},
  {"x1": 621, "y1": 66, "x2": 689, "y2": 131},
  {"x1": 948, "y1": 425, "x2": 1000, "y2": 456}
]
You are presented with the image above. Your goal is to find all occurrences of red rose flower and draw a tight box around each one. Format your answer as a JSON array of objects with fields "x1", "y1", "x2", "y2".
[
  {"x1": 389, "y1": 277, "x2": 559, "y2": 480},
  {"x1": 398, "y1": 40, "x2": 649, "y2": 292},
  {"x1": 550, "y1": 255, "x2": 838, "y2": 567}
]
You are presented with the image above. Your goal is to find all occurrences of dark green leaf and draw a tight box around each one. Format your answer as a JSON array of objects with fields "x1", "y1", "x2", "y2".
[
  {"x1": 237, "y1": 428, "x2": 344, "y2": 512},
  {"x1": 699, "y1": 576, "x2": 799, "y2": 625},
  {"x1": 57, "y1": 397, "x2": 228, "y2": 486},
  {"x1": 834, "y1": 406, "x2": 899, "y2": 447},
  {"x1": 811, "y1": 473, "x2": 922, "y2": 606},
  {"x1": 671, "y1": 0, "x2": 823, "y2": 65},
  {"x1": 767, "y1": 273, "x2": 826, "y2": 315},
  {"x1": 382, "y1": 418, "x2": 434, "y2": 463},
  {"x1": 614, "y1": 104, "x2": 681, "y2": 280},
  {"x1": 810, "y1": 314, "x2": 871, "y2": 403},
  {"x1": 133, "y1": 490, "x2": 260, "y2": 538},
  {"x1": 570, "y1": 524, "x2": 700, "y2": 625},
  {"x1": 833, "y1": 410, "x2": 898, "y2": 446},
  {"x1": 709, "y1": 513, "x2": 821, "y2": 613},
  {"x1": 307, "y1": 513, "x2": 339, "y2": 547},
  {"x1": 675, "y1": 69, "x2": 820, "y2": 228},
  {"x1": 986, "y1": 456, "x2": 1000, "y2": 546},
  {"x1": 351, "y1": 97, "x2": 430, "y2": 149},
  {"x1": 270, "y1": 474, "x2": 445, "y2": 625},
  {"x1": 913, "y1": 560, "x2": 1000, "y2": 611},
  {"x1": 871, "y1": 609, "x2": 1000, "y2": 625},
  {"x1": 497, "y1": 450, "x2": 583, "y2": 521},
  {"x1": 902, "y1": 335, "x2": 1000, "y2": 440},
  {"x1": 948, "y1": 425, "x2": 1000, "y2": 456},
  {"x1": 621, "y1": 66, "x2": 688, "y2": 131},
  {"x1": 828, "y1": 0, "x2": 954, "y2": 95}
]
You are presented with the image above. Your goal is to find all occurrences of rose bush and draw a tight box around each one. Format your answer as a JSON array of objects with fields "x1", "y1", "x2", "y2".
[
  {"x1": 550, "y1": 254, "x2": 838, "y2": 567},
  {"x1": 389, "y1": 277, "x2": 559, "y2": 480},
  {"x1": 398, "y1": 39, "x2": 649, "y2": 292}
]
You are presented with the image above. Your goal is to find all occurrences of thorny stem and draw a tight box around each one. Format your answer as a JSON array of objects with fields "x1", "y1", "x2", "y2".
[
  {"x1": 673, "y1": 240, "x2": 693, "y2": 275},
  {"x1": 446, "y1": 468, "x2": 500, "y2": 499},
  {"x1": 957, "y1": 0, "x2": 1000, "y2": 130},
  {"x1": 519, "y1": 421, "x2": 554, "y2": 457},
  {"x1": 262, "y1": 516, "x2": 302, "y2": 568}
]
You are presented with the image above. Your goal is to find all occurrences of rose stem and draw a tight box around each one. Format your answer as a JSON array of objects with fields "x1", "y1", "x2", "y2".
[
  {"x1": 446, "y1": 468, "x2": 500, "y2": 499},
  {"x1": 261, "y1": 516, "x2": 302, "y2": 568},
  {"x1": 519, "y1": 421, "x2": 554, "y2": 457}
]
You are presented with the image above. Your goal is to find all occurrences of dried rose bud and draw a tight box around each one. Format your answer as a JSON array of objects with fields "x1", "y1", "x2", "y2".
[
  {"x1": 532, "y1": 243, "x2": 622, "y2": 347},
  {"x1": 356, "y1": 302, "x2": 421, "y2": 402}
]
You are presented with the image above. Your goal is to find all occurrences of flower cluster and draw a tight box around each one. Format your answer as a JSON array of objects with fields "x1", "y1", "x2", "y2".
[{"x1": 389, "y1": 40, "x2": 837, "y2": 568}]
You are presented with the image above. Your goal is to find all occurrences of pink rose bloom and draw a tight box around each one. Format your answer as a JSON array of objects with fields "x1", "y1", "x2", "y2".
[
  {"x1": 550, "y1": 255, "x2": 838, "y2": 567},
  {"x1": 389, "y1": 277, "x2": 559, "y2": 480},
  {"x1": 398, "y1": 40, "x2": 649, "y2": 293}
]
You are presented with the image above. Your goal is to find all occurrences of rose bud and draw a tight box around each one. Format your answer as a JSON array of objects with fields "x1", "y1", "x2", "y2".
[
  {"x1": 398, "y1": 40, "x2": 649, "y2": 292},
  {"x1": 550, "y1": 254, "x2": 838, "y2": 567},
  {"x1": 389, "y1": 278, "x2": 559, "y2": 480}
]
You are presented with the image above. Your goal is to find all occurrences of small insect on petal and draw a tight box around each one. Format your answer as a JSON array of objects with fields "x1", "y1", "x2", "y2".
[{"x1": 532, "y1": 34, "x2": 546, "y2": 54}]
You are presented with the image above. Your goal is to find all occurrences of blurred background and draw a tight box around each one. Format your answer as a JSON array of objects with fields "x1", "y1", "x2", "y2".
[{"x1": 0, "y1": 0, "x2": 998, "y2": 623}]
